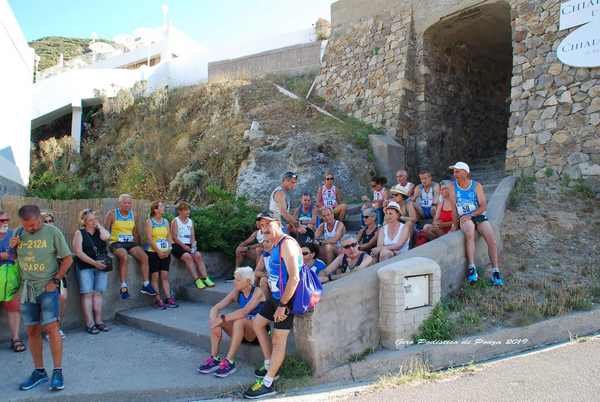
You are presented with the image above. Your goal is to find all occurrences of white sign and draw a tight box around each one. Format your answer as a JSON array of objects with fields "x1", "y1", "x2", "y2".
[
  {"x1": 560, "y1": 0, "x2": 600, "y2": 30},
  {"x1": 557, "y1": 19, "x2": 600, "y2": 67}
]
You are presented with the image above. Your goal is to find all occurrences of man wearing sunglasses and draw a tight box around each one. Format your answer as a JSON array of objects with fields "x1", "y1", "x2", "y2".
[
  {"x1": 319, "y1": 235, "x2": 373, "y2": 283},
  {"x1": 268, "y1": 172, "x2": 298, "y2": 234},
  {"x1": 316, "y1": 172, "x2": 348, "y2": 222}
]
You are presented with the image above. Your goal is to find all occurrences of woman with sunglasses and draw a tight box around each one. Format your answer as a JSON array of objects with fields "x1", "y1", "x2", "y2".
[
  {"x1": 319, "y1": 235, "x2": 373, "y2": 283},
  {"x1": 356, "y1": 208, "x2": 380, "y2": 254},
  {"x1": 300, "y1": 242, "x2": 326, "y2": 275},
  {"x1": 72, "y1": 209, "x2": 111, "y2": 334},
  {"x1": 316, "y1": 172, "x2": 348, "y2": 222},
  {"x1": 0, "y1": 211, "x2": 26, "y2": 352},
  {"x1": 371, "y1": 201, "x2": 411, "y2": 262}
]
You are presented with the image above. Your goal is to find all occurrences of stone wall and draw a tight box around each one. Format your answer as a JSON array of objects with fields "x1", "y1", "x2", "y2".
[
  {"x1": 208, "y1": 42, "x2": 323, "y2": 83},
  {"x1": 314, "y1": 7, "x2": 416, "y2": 141},
  {"x1": 317, "y1": 0, "x2": 600, "y2": 181}
]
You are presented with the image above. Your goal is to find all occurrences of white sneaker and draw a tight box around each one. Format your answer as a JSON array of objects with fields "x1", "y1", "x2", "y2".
[{"x1": 59, "y1": 329, "x2": 65, "y2": 339}]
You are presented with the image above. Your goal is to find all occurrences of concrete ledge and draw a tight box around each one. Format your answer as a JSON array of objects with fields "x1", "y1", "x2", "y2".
[
  {"x1": 317, "y1": 305, "x2": 600, "y2": 383},
  {"x1": 295, "y1": 176, "x2": 517, "y2": 375},
  {"x1": 0, "y1": 252, "x2": 230, "y2": 341}
]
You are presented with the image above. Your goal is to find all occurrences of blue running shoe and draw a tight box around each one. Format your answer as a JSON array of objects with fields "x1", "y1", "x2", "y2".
[
  {"x1": 197, "y1": 356, "x2": 221, "y2": 374},
  {"x1": 467, "y1": 266, "x2": 478, "y2": 284},
  {"x1": 214, "y1": 358, "x2": 237, "y2": 378},
  {"x1": 120, "y1": 287, "x2": 130, "y2": 300},
  {"x1": 19, "y1": 369, "x2": 48, "y2": 391},
  {"x1": 49, "y1": 369, "x2": 64, "y2": 391},
  {"x1": 490, "y1": 271, "x2": 504, "y2": 287},
  {"x1": 140, "y1": 284, "x2": 157, "y2": 296}
]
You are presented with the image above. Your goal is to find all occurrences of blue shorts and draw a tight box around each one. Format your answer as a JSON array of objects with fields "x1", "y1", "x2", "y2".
[
  {"x1": 21, "y1": 290, "x2": 60, "y2": 327},
  {"x1": 422, "y1": 206, "x2": 433, "y2": 220},
  {"x1": 78, "y1": 268, "x2": 109, "y2": 294}
]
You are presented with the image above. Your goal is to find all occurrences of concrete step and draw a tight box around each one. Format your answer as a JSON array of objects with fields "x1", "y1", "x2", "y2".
[
  {"x1": 182, "y1": 280, "x2": 231, "y2": 306},
  {"x1": 116, "y1": 301, "x2": 268, "y2": 366}
]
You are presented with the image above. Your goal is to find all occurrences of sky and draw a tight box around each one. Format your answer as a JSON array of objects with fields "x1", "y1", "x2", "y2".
[{"x1": 10, "y1": 0, "x2": 335, "y2": 53}]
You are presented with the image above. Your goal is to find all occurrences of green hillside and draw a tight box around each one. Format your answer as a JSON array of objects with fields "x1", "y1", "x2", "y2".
[{"x1": 29, "y1": 36, "x2": 115, "y2": 70}]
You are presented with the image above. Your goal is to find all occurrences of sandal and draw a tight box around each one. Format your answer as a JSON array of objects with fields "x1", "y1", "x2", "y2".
[
  {"x1": 86, "y1": 325, "x2": 100, "y2": 335},
  {"x1": 95, "y1": 323, "x2": 110, "y2": 332},
  {"x1": 11, "y1": 338, "x2": 26, "y2": 353}
]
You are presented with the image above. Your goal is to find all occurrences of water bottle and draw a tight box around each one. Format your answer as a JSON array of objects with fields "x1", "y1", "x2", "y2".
[{"x1": 191, "y1": 241, "x2": 197, "y2": 254}]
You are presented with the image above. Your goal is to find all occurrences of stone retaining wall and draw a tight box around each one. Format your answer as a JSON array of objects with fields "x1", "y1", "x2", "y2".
[{"x1": 294, "y1": 176, "x2": 516, "y2": 376}]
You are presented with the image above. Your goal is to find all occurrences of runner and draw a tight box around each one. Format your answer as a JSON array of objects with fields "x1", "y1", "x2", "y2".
[
  {"x1": 300, "y1": 242, "x2": 326, "y2": 275},
  {"x1": 361, "y1": 176, "x2": 389, "y2": 226},
  {"x1": 316, "y1": 172, "x2": 348, "y2": 221},
  {"x1": 0, "y1": 210, "x2": 25, "y2": 353},
  {"x1": 254, "y1": 238, "x2": 273, "y2": 299},
  {"x1": 198, "y1": 267, "x2": 266, "y2": 378},
  {"x1": 356, "y1": 208, "x2": 379, "y2": 254},
  {"x1": 314, "y1": 207, "x2": 346, "y2": 264},
  {"x1": 268, "y1": 172, "x2": 299, "y2": 234},
  {"x1": 10, "y1": 205, "x2": 73, "y2": 391},
  {"x1": 71, "y1": 209, "x2": 111, "y2": 334},
  {"x1": 319, "y1": 235, "x2": 373, "y2": 283},
  {"x1": 105, "y1": 194, "x2": 155, "y2": 300},
  {"x1": 243, "y1": 211, "x2": 302, "y2": 399},
  {"x1": 291, "y1": 193, "x2": 319, "y2": 243},
  {"x1": 423, "y1": 181, "x2": 457, "y2": 240},
  {"x1": 448, "y1": 162, "x2": 504, "y2": 286},
  {"x1": 412, "y1": 170, "x2": 440, "y2": 222},
  {"x1": 144, "y1": 201, "x2": 176, "y2": 309},
  {"x1": 170, "y1": 202, "x2": 215, "y2": 289},
  {"x1": 370, "y1": 201, "x2": 411, "y2": 262}
]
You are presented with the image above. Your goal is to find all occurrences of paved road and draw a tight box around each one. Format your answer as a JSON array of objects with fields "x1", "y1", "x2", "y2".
[{"x1": 267, "y1": 337, "x2": 600, "y2": 402}]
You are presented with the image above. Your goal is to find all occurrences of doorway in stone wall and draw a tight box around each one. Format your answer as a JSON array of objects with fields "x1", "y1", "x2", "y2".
[{"x1": 420, "y1": 1, "x2": 512, "y2": 184}]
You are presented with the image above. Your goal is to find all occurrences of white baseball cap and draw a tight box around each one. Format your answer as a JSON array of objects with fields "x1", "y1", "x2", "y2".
[
  {"x1": 385, "y1": 201, "x2": 402, "y2": 212},
  {"x1": 449, "y1": 162, "x2": 470, "y2": 173}
]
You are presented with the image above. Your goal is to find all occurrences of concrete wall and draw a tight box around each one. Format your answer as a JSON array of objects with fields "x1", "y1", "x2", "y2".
[
  {"x1": 294, "y1": 176, "x2": 516, "y2": 376},
  {"x1": 208, "y1": 41, "x2": 323, "y2": 83},
  {"x1": 0, "y1": 0, "x2": 33, "y2": 184}
]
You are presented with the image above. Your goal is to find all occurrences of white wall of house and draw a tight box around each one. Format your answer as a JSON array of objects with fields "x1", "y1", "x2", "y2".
[{"x1": 0, "y1": 0, "x2": 33, "y2": 184}]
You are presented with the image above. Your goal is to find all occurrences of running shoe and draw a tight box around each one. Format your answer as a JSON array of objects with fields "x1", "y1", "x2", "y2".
[
  {"x1": 197, "y1": 356, "x2": 221, "y2": 374},
  {"x1": 165, "y1": 297, "x2": 179, "y2": 308},
  {"x1": 243, "y1": 379, "x2": 276, "y2": 399},
  {"x1": 490, "y1": 271, "x2": 505, "y2": 287},
  {"x1": 120, "y1": 287, "x2": 130, "y2": 300},
  {"x1": 195, "y1": 278, "x2": 206, "y2": 289},
  {"x1": 154, "y1": 299, "x2": 166, "y2": 310},
  {"x1": 59, "y1": 329, "x2": 65, "y2": 339},
  {"x1": 467, "y1": 266, "x2": 478, "y2": 284},
  {"x1": 19, "y1": 369, "x2": 48, "y2": 391},
  {"x1": 49, "y1": 369, "x2": 64, "y2": 391},
  {"x1": 141, "y1": 284, "x2": 157, "y2": 296},
  {"x1": 214, "y1": 358, "x2": 237, "y2": 378},
  {"x1": 203, "y1": 277, "x2": 215, "y2": 287}
]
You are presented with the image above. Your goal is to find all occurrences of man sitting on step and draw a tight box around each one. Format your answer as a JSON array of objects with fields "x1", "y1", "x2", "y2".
[
  {"x1": 448, "y1": 162, "x2": 504, "y2": 287},
  {"x1": 412, "y1": 169, "x2": 440, "y2": 224},
  {"x1": 197, "y1": 267, "x2": 266, "y2": 378}
]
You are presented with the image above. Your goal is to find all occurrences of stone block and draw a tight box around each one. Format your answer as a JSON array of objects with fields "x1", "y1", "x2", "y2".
[{"x1": 369, "y1": 134, "x2": 406, "y2": 185}]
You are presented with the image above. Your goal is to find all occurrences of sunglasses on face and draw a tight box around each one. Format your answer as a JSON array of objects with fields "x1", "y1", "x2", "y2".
[
  {"x1": 364, "y1": 215, "x2": 374, "y2": 219},
  {"x1": 326, "y1": 177, "x2": 334, "y2": 181},
  {"x1": 302, "y1": 251, "x2": 311, "y2": 256},
  {"x1": 0, "y1": 218, "x2": 9, "y2": 223},
  {"x1": 342, "y1": 242, "x2": 358, "y2": 249},
  {"x1": 44, "y1": 219, "x2": 54, "y2": 224}
]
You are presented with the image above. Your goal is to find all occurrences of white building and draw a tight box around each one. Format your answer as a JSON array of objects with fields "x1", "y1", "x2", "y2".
[{"x1": 0, "y1": 0, "x2": 34, "y2": 185}]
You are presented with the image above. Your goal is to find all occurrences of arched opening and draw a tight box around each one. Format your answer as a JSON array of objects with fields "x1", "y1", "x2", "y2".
[{"x1": 420, "y1": 1, "x2": 512, "y2": 176}]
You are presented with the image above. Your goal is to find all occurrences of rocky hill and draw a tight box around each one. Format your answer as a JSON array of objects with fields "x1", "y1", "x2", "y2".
[
  {"x1": 30, "y1": 76, "x2": 378, "y2": 206},
  {"x1": 30, "y1": 36, "x2": 117, "y2": 70}
]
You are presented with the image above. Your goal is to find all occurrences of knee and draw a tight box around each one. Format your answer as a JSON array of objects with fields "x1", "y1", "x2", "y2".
[
  {"x1": 195, "y1": 252, "x2": 204, "y2": 261},
  {"x1": 27, "y1": 325, "x2": 41, "y2": 336}
]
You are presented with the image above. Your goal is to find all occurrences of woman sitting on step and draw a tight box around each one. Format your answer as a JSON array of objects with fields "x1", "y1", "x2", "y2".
[
  {"x1": 370, "y1": 201, "x2": 411, "y2": 262},
  {"x1": 198, "y1": 267, "x2": 266, "y2": 378},
  {"x1": 423, "y1": 181, "x2": 458, "y2": 240}
]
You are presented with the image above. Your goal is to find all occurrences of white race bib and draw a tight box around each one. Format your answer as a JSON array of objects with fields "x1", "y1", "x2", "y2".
[
  {"x1": 156, "y1": 239, "x2": 169, "y2": 250},
  {"x1": 118, "y1": 234, "x2": 134, "y2": 243},
  {"x1": 457, "y1": 202, "x2": 476, "y2": 216}
]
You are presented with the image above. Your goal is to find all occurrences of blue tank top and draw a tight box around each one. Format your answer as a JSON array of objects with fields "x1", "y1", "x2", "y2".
[
  {"x1": 454, "y1": 179, "x2": 484, "y2": 217},
  {"x1": 238, "y1": 286, "x2": 263, "y2": 318},
  {"x1": 267, "y1": 236, "x2": 302, "y2": 301},
  {"x1": 298, "y1": 206, "x2": 320, "y2": 227},
  {"x1": 0, "y1": 229, "x2": 15, "y2": 265}
]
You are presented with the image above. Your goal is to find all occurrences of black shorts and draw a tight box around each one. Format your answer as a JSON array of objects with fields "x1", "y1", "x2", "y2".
[
  {"x1": 109, "y1": 242, "x2": 139, "y2": 253},
  {"x1": 171, "y1": 243, "x2": 191, "y2": 259},
  {"x1": 147, "y1": 251, "x2": 171, "y2": 273},
  {"x1": 472, "y1": 214, "x2": 488, "y2": 225},
  {"x1": 258, "y1": 297, "x2": 294, "y2": 330}
]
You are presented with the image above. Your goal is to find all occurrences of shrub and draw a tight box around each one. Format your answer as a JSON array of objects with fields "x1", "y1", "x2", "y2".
[
  {"x1": 190, "y1": 186, "x2": 259, "y2": 258},
  {"x1": 414, "y1": 303, "x2": 454, "y2": 342}
]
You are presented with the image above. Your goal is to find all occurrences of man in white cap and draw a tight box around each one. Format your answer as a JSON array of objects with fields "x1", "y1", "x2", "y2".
[{"x1": 448, "y1": 162, "x2": 504, "y2": 286}]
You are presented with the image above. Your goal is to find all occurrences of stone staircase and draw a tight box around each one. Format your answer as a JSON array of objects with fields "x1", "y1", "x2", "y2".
[{"x1": 467, "y1": 153, "x2": 507, "y2": 197}]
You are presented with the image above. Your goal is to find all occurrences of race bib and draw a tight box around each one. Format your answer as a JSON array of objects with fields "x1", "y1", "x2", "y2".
[
  {"x1": 118, "y1": 234, "x2": 134, "y2": 243},
  {"x1": 325, "y1": 199, "x2": 336, "y2": 207},
  {"x1": 156, "y1": 239, "x2": 169, "y2": 250},
  {"x1": 299, "y1": 217, "x2": 311, "y2": 226},
  {"x1": 457, "y1": 202, "x2": 476, "y2": 216},
  {"x1": 421, "y1": 197, "x2": 433, "y2": 208},
  {"x1": 268, "y1": 273, "x2": 280, "y2": 293}
]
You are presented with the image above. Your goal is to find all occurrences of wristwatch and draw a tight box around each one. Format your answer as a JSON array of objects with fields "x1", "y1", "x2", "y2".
[
  {"x1": 278, "y1": 301, "x2": 287, "y2": 308},
  {"x1": 220, "y1": 314, "x2": 226, "y2": 322}
]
